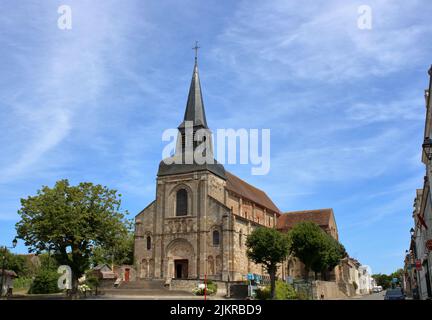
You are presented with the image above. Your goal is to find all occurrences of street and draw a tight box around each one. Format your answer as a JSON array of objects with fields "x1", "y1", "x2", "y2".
[{"x1": 344, "y1": 291, "x2": 386, "y2": 300}]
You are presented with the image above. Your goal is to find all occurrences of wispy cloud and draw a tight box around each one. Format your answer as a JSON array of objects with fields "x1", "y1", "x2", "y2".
[
  {"x1": 213, "y1": 0, "x2": 432, "y2": 82},
  {"x1": 0, "y1": 0, "x2": 429, "y2": 274},
  {"x1": 0, "y1": 1, "x2": 151, "y2": 184}
]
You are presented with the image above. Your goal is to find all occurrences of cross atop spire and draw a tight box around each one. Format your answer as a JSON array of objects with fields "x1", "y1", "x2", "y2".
[
  {"x1": 178, "y1": 43, "x2": 208, "y2": 129},
  {"x1": 192, "y1": 41, "x2": 200, "y2": 62}
]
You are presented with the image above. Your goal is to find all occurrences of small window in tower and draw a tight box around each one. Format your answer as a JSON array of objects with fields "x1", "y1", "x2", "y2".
[
  {"x1": 176, "y1": 189, "x2": 188, "y2": 216},
  {"x1": 239, "y1": 230, "x2": 243, "y2": 247},
  {"x1": 181, "y1": 132, "x2": 186, "y2": 151},
  {"x1": 146, "y1": 236, "x2": 151, "y2": 250},
  {"x1": 213, "y1": 230, "x2": 220, "y2": 246}
]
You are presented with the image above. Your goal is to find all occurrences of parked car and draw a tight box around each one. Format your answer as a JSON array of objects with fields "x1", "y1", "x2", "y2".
[
  {"x1": 372, "y1": 286, "x2": 383, "y2": 293},
  {"x1": 384, "y1": 288, "x2": 405, "y2": 300},
  {"x1": 372, "y1": 286, "x2": 380, "y2": 293}
]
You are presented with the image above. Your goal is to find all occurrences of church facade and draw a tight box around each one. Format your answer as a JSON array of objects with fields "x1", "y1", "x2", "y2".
[
  {"x1": 134, "y1": 57, "x2": 281, "y2": 283},
  {"x1": 133, "y1": 56, "x2": 348, "y2": 289}
]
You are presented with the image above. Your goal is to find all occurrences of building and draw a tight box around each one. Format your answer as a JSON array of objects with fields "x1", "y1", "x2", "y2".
[
  {"x1": 411, "y1": 187, "x2": 432, "y2": 299},
  {"x1": 276, "y1": 209, "x2": 339, "y2": 280},
  {"x1": 90, "y1": 264, "x2": 116, "y2": 280},
  {"x1": 134, "y1": 56, "x2": 280, "y2": 284},
  {"x1": 406, "y1": 65, "x2": 432, "y2": 300},
  {"x1": 358, "y1": 265, "x2": 373, "y2": 294},
  {"x1": 340, "y1": 257, "x2": 361, "y2": 295},
  {"x1": 133, "y1": 55, "x2": 352, "y2": 296},
  {"x1": 0, "y1": 269, "x2": 17, "y2": 296}
]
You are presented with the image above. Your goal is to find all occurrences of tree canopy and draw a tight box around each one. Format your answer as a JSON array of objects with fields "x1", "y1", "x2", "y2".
[
  {"x1": 372, "y1": 269, "x2": 404, "y2": 289},
  {"x1": 91, "y1": 219, "x2": 134, "y2": 266},
  {"x1": 246, "y1": 227, "x2": 290, "y2": 299},
  {"x1": 15, "y1": 179, "x2": 130, "y2": 291},
  {"x1": 288, "y1": 221, "x2": 346, "y2": 280},
  {"x1": 0, "y1": 249, "x2": 30, "y2": 276}
]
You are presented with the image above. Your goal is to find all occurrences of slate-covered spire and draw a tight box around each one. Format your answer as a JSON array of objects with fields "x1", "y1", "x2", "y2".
[
  {"x1": 178, "y1": 53, "x2": 208, "y2": 129},
  {"x1": 157, "y1": 44, "x2": 226, "y2": 180}
]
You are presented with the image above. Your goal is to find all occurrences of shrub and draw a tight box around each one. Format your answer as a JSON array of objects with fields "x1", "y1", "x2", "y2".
[
  {"x1": 193, "y1": 280, "x2": 218, "y2": 295},
  {"x1": 255, "y1": 280, "x2": 298, "y2": 300},
  {"x1": 296, "y1": 290, "x2": 311, "y2": 300},
  {"x1": 28, "y1": 270, "x2": 61, "y2": 294},
  {"x1": 85, "y1": 273, "x2": 100, "y2": 290},
  {"x1": 14, "y1": 277, "x2": 33, "y2": 290}
]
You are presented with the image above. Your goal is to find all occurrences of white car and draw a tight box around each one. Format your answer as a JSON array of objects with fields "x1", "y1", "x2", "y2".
[{"x1": 372, "y1": 286, "x2": 383, "y2": 293}]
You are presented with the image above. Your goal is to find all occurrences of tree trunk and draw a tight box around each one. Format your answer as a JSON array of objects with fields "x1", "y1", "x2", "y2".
[
  {"x1": 71, "y1": 272, "x2": 79, "y2": 295},
  {"x1": 269, "y1": 265, "x2": 277, "y2": 300}
]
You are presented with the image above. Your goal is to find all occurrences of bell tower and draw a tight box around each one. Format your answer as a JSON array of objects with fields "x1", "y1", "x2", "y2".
[{"x1": 158, "y1": 44, "x2": 225, "y2": 180}]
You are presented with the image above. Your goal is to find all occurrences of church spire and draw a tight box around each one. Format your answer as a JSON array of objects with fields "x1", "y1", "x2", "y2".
[
  {"x1": 157, "y1": 43, "x2": 226, "y2": 180},
  {"x1": 178, "y1": 42, "x2": 208, "y2": 129}
]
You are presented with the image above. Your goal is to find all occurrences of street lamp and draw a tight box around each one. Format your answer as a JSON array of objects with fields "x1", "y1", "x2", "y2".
[
  {"x1": 1, "y1": 238, "x2": 18, "y2": 297},
  {"x1": 410, "y1": 228, "x2": 415, "y2": 237},
  {"x1": 423, "y1": 137, "x2": 432, "y2": 161}
]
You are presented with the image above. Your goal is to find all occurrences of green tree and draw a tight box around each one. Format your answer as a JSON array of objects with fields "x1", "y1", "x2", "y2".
[
  {"x1": 255, "y1": 280, "x2": 298, "y2": 300},
  {"x1": 372, "y1": 273, "x2": 392, "y2": 289},
  {"x1": 90, "y1": 219, "x2": 134, "y2": 267},
  {"x1": 312, "y1": 235, "x2": 346, "y2": 280},
  {"x1": 246, "y1": 227, "x2": 290, "y2": 300},
  {"x1": 390, "y1": 268, "x2": 404, "y2": 286},
  {"x1": 16, "y1": 179, "x2": 130, "y2": 293},
  {"x1": 38, "y1": 252, "x2": 59, "y2": 271},
  {"x1": 289, "y1": 221, "x2": 345, "y2": 280},
  {"x1": 28, "y1": 269, "x2": 60, "y2": 294},
  {"x1": 372, "y1": 269, "x2": 404, "y2": 289},
  {"x1": 0, "y1": 249, "x2": 29, "y2": 276}
]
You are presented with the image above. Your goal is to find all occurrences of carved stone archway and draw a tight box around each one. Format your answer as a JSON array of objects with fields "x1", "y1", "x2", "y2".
[{"x1": 165, "y1": 238, "x2": 196, "y2": 280}]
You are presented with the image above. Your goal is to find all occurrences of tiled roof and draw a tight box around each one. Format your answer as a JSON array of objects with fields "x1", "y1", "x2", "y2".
[
  {"x1": 225, "y1": 171, "x2": 280, "y2": 214},
  {"x1": 276, "y1": 208, "x2": 334, "y2": 231}
]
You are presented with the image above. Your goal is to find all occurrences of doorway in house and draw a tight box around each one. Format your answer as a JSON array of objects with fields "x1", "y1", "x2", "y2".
[
  {"x1": 125, "y1": 268, "x2": 130, "y2": 282},
  {"x1": 174, "y1": 259, "x2": 189, "y2": 279}
]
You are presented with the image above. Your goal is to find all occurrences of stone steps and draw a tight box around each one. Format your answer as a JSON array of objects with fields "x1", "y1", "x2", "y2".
[
  {"x1": 102, "y1": 288, "x2": 194, "y2": 296},
  {"x1": 119, "y1": 279, "x2": 166, "y2": 290},
  {"x1": 102, "y1": 279, "x2": 194, "y2": 297}
]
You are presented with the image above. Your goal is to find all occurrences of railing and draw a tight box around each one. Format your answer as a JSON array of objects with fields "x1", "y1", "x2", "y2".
[{"x1": 292, "y1": 279, "x2": 313, "y2": 300}]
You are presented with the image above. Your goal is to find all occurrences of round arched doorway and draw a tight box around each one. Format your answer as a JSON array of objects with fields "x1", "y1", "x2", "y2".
[{"x1": 165, "y1": 238, "x2": 195, "y2": 280}]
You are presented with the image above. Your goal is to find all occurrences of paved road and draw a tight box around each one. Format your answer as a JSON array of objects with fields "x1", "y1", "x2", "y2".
[{"x1": 346, "y1": 291, "x2": 386, "y2": 300}]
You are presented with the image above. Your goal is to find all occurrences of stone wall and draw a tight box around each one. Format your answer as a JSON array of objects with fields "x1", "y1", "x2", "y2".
[
  {"x1": 170, "y1": 279, "x2": 227, "y2": 297},
  {"x1": 312, "y1": 280, "x2": 349, "y2": 300},
  {"x1": 134, "y1": 169, "x2": 279, "y2": 284},
  {"x1": 170, "y1": 279, "x2": 200, "y2": 292}
]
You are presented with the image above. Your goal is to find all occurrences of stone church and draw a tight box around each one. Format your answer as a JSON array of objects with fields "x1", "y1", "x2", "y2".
[
  {"x1": 134, "y1": 56, "x2": 281, "y2": 284},
  {"x1": 133, "y1": 55, "x2": 344, "y2": 287}
]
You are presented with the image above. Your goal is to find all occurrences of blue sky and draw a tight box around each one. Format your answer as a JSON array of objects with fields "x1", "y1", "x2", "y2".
[{"x1": 1, "y1": 0, "x2": 431, "y2": 274}]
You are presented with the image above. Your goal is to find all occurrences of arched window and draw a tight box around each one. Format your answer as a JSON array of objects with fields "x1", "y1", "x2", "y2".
[
  {"x1": 213, "y1": 230, "x2": 220, "y2": 246},
  {"x1": 146, "y1": 236, "x2": 151, "y2": 250},
  {"x1": 239, "y1": 230, "x2": 243, "y2": 247},
  {"x1": 176, "y1": 189, "x2": 188, "y2": 216}
]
